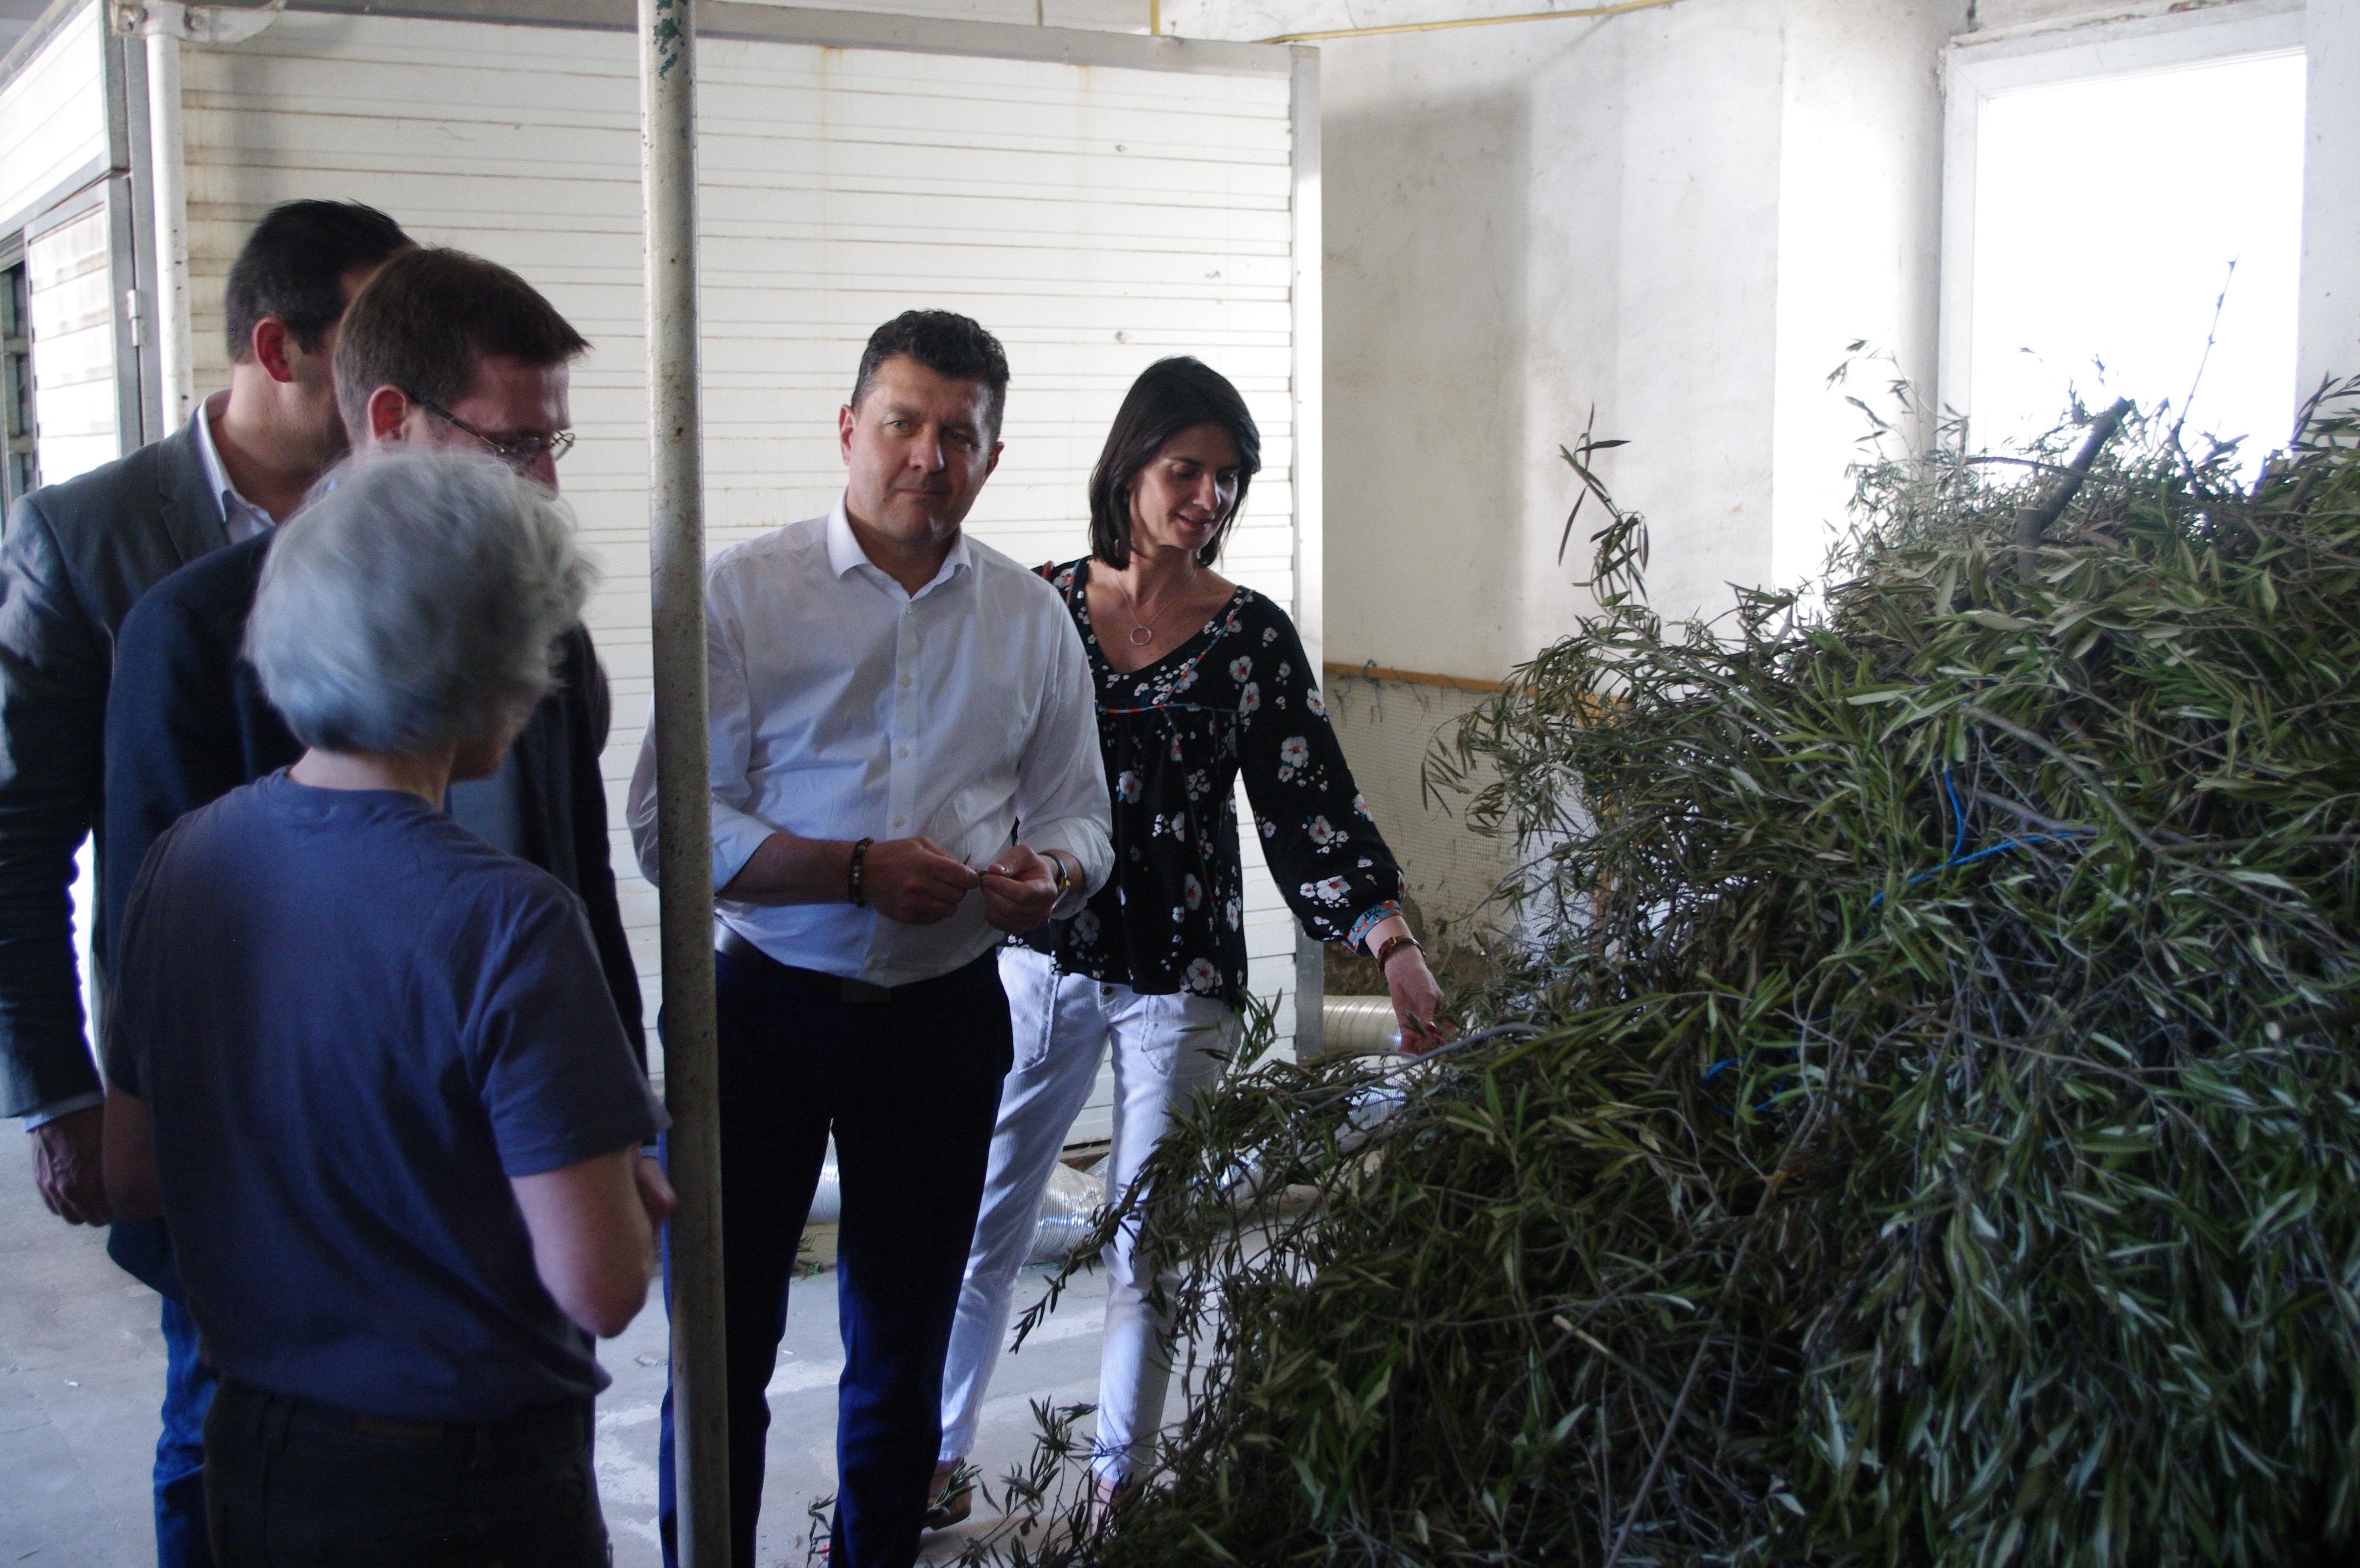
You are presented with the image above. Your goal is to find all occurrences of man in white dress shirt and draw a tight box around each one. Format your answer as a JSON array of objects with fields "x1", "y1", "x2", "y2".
[{"x1": 630, "y1": 310, "x2": 1111, "y2": 1568}]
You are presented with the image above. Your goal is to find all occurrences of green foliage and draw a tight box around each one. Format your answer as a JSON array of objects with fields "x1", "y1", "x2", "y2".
[{"x1": 966, "y1": 380, "x2": 2360, "y2": 1567}]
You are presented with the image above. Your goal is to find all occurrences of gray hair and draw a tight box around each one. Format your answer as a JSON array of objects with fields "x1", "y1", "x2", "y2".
[{"x1": 249, "y1": 451, "x2": 597, "y2": 757}]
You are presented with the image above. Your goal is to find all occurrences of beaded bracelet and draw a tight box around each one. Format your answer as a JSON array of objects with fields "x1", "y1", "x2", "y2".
[{"x1": 848, "y1": 837, "x2": 876, "y2": 907}]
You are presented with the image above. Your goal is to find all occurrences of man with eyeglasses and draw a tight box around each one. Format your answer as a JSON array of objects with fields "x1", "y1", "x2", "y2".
[
  {"x1": 101, "y1": 264, "x2": 644, "y2": 1555},
  {"x1": 103, "y1": 243, "x2": 644, "y2": 1086}
]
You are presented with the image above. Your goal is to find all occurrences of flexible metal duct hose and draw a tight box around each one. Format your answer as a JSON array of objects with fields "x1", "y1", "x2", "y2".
[
  {"x1": 1322, "y1": 994, "x2": 1402, "y2": 1054},
  {"x1": 804, "y1": 1148, "x2": 1107, "y2": 1264},
  {"x1": 804, "y1": 1003, "x2": 1406, "y2": 1252},
  {"x1": 1027, "y1": 1162, "x2": 1106, "y2": 1263}
]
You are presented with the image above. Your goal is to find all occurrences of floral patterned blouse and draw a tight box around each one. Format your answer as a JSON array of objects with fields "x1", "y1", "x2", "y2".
[{"x1": 1018, "y1": 558, "x2": 1405, "y2": 1005}]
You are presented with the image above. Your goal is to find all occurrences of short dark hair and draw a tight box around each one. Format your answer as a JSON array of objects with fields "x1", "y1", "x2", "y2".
[
  {"x1": 222, "y1": 201, "x2": 413, "y2": 363},
  {"x1": 849, "y1": 310, "x2": 1010, "y2": 434},
  {"x1": 1088, "y1": 357, "x2": 1262, "y2": 570},
  {"x1": 333, "y1": 248, "x2": 588, "y2": 435}
]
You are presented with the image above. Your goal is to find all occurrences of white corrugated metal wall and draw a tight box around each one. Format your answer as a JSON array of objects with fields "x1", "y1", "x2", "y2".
[
  {"x1": 3, "y1": 2, "x2": 120, "y2": 486},
  {"x1": 23, "y1": 201, "x2": 119, "y2": 487},
  {"x1": 180, "y1": 9, "x2": 1310, "y2": 1129},
  {"x1": 0, "y1": 3, "x2": 107, "y2": 235}
]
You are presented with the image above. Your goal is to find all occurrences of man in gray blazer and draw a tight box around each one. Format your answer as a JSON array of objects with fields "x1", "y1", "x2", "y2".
[{"x1": 0, "y1": 199, "x2": 410, "y2": 1568}]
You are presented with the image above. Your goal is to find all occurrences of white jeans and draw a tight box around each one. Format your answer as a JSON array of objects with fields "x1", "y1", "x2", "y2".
[{"x1": 938, "y1": 944, "x2": 1237, "y2": 1482}]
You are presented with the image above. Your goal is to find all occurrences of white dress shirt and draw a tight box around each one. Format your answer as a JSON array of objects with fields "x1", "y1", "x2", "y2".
[
  {"x1": 191, "y1": 390, "x2": 276, "y2": 544},
  {"x1": 629, "y1": 498, "x2": 1113, "y2": 988}
]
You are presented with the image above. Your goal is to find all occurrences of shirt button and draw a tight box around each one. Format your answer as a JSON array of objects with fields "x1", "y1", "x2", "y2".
[
  {"x1": 892, "y1": 817, "x2": 905, "y2": 828},
  {"x1": 897, "y1": 747, "x2": 909, "y2": 759},
  {"x1": 899, "y1": 675, "x2": 912, "y2": 688}
]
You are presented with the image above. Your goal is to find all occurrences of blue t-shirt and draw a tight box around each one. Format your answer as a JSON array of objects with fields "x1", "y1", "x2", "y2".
[{"x1": 106, "y1": 770, "x2": 665, "y2": 1423}]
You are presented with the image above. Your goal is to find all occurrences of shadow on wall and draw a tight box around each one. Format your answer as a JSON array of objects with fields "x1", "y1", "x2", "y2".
[
  {"x1": 1321, "y1": 672, "x2": 1519, "y2": 946},
  {"x1": 1323, "y1": 87, "x2": 1530, "y2": 665}
]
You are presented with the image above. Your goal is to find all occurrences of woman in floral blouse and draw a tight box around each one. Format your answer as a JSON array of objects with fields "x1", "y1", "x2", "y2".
[{"x1": 931, "y1": 358, "x2": 1444, "y2": 1520}]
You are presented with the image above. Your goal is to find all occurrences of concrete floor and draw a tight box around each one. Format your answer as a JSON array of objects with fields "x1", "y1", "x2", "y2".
[{"x1": 0, "y1": 1129, "x2": 1132, "y2": 1567}]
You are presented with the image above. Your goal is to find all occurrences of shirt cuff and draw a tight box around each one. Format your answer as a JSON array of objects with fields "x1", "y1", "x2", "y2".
[
  {"x1": 22, "y1": 1091, "x2": 105, "y2": 1132},
  {"x1": 709, "y1": 801, "x2": 779, "y2": 894},
  {"x1": 1022, "y1": 815, "x2": 1113, "y2": 904},
  {"x1": 1041, "y1": 850, "x2": 1089, "y2": 920},
  {"x1": 1347, "y1": 901, "x2": 1404, "y2": 955}
]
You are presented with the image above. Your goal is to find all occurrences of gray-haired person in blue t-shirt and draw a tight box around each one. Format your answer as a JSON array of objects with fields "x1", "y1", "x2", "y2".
[{"x1": 101, "y1": 451, "x2": 673, "y2": 1567}]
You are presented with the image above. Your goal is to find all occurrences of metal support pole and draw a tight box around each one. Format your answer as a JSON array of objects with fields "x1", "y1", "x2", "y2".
[
  {"x1": 145, "y1": 27, "x2": 192, "y2": 427},
  {"x1": 637, "y1": 1, "x2": 729, "y2": 1562},
  {"x1": 115, "y1": 0, "x2": 284, "y2": 429}
]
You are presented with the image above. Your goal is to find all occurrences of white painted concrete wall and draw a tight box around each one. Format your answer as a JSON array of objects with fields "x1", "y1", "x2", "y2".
[
  {"x1": 1977, "y1": 0, "x2": 2262, "y2": 32},
  {"x1": 1154, "y1": 0, "x2": 2352, "y2": 930},
  {"x1": 2299, "y1": 0, "x2": 2360, "y2": 395},
  {"x1": 1771, "y1": 0, "x2": 1955, "y2": 585},
  {"x1": 1155, "y1": 0, "x2": 1966, "y2": 924},
  {"x1": 1163, "y1": 0, "x2": 1959, "y2": 659},
  {"x1": 1172, "y1": 0, "x2": 1801, "y2": 665}
]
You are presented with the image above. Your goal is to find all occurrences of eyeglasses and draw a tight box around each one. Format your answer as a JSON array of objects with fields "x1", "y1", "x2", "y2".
[{"x1": 408, "y1": 393, "x2": 576, "y2": 470}]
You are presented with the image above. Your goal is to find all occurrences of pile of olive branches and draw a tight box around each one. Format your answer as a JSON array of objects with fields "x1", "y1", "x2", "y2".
[{"x1": 961, "y1": 379, "x2": 2360, "y2": 1568}]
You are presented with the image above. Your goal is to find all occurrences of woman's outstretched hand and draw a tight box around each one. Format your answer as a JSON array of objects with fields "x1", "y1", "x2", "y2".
[
  {"x1": 1361, "y1": 914, "x2": 1450, "y2": 1052},
  {"x1": 1386, "y1": 946, "x2": 1450, "y2": 1053}
]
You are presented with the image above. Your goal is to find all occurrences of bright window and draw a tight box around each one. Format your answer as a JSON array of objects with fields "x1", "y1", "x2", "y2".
[{"x1": 1962, "y1": 51, "x2": 2306, "y2": 471}]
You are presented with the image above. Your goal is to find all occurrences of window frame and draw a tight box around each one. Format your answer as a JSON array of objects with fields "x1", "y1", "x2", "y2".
[
  {"x1": 1938, "y1": 0, "x2": 2307, "y2": 427},
  {"x1": 1, "y1": 242, "x2": 32, "y2": 513}
]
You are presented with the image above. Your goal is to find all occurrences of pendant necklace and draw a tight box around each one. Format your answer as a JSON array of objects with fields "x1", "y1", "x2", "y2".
[{"x1": 1115, "y1": 571, "x2": 1174, "y2": 647}]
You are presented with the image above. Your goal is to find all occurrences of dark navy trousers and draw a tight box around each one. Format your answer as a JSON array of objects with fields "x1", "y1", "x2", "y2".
[
  {"x1": 115, "y1": 1204, "x2": 215, "y2": 1566},
  {"x1": 157, "y1": 1295, "x2": 217, "y2": 1568},
  {"x1": 659, "y1": 946, "x2": 1011, "y2": 1568}
]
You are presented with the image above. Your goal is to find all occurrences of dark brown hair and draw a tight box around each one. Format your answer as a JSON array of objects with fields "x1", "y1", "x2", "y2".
[
  {"x1": 850, "y1": 310, "x2": 1010, "y2": 435},
  {"x1": 332, "y1": 248, "x2": 587, "y2": 435},
  {"x1": 223, "y1": 201, "x2": 412, "y2": 362},
  {"x1": 1088, "y1": 357, "x2": 1261, "y2": 570}
]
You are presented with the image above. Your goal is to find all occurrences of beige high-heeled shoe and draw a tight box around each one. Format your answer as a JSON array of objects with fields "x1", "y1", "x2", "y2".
[{"x1": 925, "y1": 1460, "x2": 976, "y2": 1531}]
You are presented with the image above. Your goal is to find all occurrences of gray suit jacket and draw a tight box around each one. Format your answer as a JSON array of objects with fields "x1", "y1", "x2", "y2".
[{"x1": 0, "y1": 419, "x2": 226, "y2": 1118}]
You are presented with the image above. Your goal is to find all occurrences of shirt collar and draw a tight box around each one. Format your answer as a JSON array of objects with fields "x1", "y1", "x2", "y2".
[
  {"x1": 190, "y1": 390, "x2": 271, "y2": 534},
  {"x1": 824, "y1": 493, "x2": 972, "y2": 599}
]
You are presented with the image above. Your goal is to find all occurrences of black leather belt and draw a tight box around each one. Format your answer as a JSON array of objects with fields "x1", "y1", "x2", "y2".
[
  {"x1": 716, "y1": 925, "x2": 901, "y2": 1004},
  {"x1": 218, "y1": 1376, "x2": 586, "y2": 1447}
]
